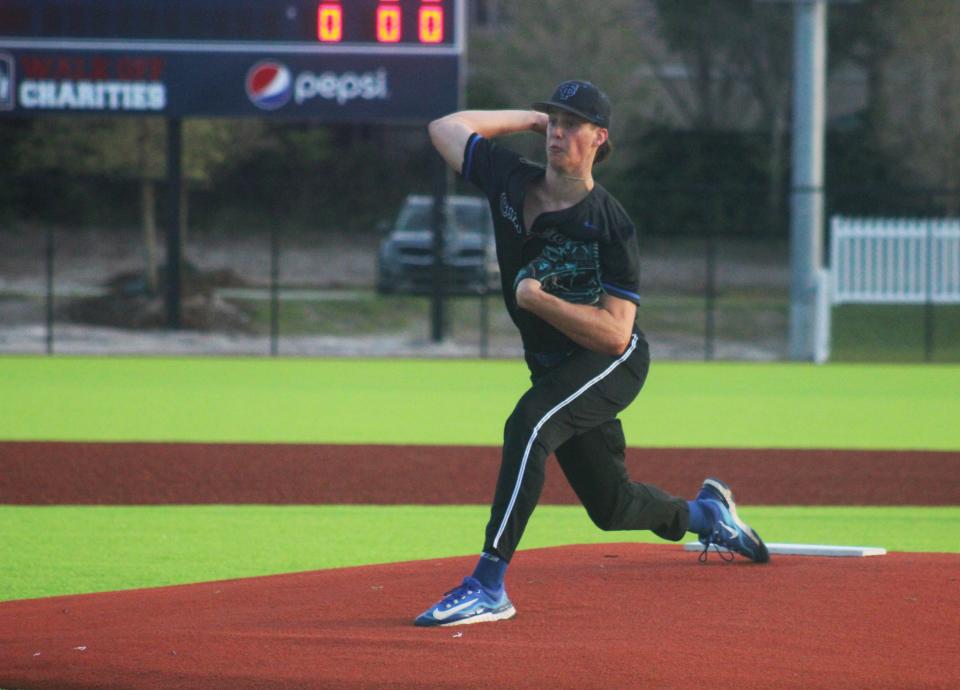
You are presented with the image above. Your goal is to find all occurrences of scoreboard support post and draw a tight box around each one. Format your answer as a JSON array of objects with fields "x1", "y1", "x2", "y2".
[{"x1": 430, "y1": 153, "x2": 448, "y2": 342}]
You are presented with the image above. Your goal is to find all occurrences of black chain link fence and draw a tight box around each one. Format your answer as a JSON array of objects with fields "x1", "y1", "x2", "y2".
[{"x1": 2, "y1": 181, "x2": 957, "y2": 361}]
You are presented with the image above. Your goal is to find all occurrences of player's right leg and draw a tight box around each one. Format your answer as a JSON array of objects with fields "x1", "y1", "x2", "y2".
[
  {"x1": 413, "y1": 366, "x2": 575, "y2": 628},
  {"x1": 553, "y1": 420, "x2": 688, "y2": 541},
  {"x1": 481, "y1": 337, "x2": 648, "y2": 562}
]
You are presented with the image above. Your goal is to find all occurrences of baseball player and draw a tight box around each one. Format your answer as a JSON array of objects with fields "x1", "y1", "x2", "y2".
[{"x1": 415, "y1": 81, "x2": 769, "y2": 628}]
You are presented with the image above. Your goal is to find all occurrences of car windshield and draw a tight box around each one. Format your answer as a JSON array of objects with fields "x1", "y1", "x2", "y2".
[{"x1": 397, "y1": 201, "x2": 489, "y2": 234}]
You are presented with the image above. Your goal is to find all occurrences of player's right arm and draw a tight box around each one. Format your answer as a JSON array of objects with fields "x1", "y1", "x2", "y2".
[{"x1": 428, "y1": 110, "x2": 547, "y2": 174}]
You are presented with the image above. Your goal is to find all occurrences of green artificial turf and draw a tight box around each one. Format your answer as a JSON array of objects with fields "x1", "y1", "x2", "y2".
[
  {"x1": 2, "y1": 357, "x2": 958, "y2": 449},
  {"x1": 2, "y1": 505, "x2": 957, "y2": 602},
  {"x1": 2, "y1": 357, "x2": 957, "y2": 604}
]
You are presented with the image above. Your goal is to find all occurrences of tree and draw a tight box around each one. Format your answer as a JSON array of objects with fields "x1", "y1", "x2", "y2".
[
  {"x1": 647, "y1": 0, "x2": 794, "y2": 226},
  {"x1": 467, "y1": 0, "x2": 654, "y2": 177},
  {"x1": 873, "y1": 0, "x2": 960, "y2": 210},
  {"x1": 15, "y1": 117, "x2": 265, "y2": 291}
]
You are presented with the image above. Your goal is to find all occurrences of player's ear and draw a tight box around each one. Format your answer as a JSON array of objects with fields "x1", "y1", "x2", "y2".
[{"x1": 594, "y1": 127, "x2": 608, "y2": 148}]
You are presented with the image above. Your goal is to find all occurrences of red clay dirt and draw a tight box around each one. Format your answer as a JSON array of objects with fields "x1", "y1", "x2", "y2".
[
  {"x1": 2, "y1": 441, "x2": 959, "y2": 689},
  {"x1": 1, "y1": 545, "x2": 958, "y2": 690},
  {"x1": 2, "y1": 441, "x2": 959, "y2": 505}
]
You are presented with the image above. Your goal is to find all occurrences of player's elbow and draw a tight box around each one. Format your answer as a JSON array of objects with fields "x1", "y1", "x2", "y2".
[
  {"x1": 427, "y1": 117, "x2": 445, "y2": 147},
  {"x1": 605, "y1": 335, "x2": 631, "y2": 357},
  {"x1": 428, "y1": 114, "x2": 461, "y2": 147},
  {"x1": 428, "y1": 115, "x2": 470, "y2": 172},
  {"x1": 598, "y1": 296, "x2": 636, "y2": 356},
  {"x1": 603, "y1": 326, "x2": 633, "y2": 356}
]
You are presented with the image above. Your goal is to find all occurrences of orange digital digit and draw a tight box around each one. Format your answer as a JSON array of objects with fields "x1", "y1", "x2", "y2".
[
  {"x1": 376, "y1": 4, "x2": 402, "y2": 43},
  {"x1": 317, "y1": 3, "x2": 342, "y2": 42},
  {"x1": 418, "y1": 5, "x2": 443, "y2": 44}
]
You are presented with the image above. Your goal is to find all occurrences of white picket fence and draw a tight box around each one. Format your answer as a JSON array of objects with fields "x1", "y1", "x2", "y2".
[
  {"x1": 812, "y1": 216, "x2": 960, "y2": 362},
  {"x1": 830, "y1": 216, "x2": 960, "y2": 304}
]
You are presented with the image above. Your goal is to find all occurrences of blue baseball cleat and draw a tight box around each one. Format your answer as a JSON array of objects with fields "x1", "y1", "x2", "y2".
[
  {"x1": 414, "y1": 576, "x2": 516, "y2": 627},
  {"x1": 695, "y1": 478, "x2": 770, "y2": 564}
]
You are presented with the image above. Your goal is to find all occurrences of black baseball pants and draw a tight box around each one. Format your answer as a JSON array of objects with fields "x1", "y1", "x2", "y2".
[{"x1": 483, "y1": 332, "x2": 689, "y2": 562}]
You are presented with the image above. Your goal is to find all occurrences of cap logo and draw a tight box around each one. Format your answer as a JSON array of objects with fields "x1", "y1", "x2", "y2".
[{"x1": 558, "y1": 82, "x2": 580, "y2": 100}]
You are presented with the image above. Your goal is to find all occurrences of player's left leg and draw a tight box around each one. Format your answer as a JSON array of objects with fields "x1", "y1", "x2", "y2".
[
  {"x1": 690, "y1": 478, "x2": 770, "y2": 563},
  {"x1": 555, "y1": 425, "x2": 769, "y2": 562}
]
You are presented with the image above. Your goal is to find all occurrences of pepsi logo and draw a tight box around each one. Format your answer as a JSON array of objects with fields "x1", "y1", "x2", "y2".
[
  {"x1": 0, "y1": 53, "x2": 14, "y2": 111},
  {"x1": 245, "y1": 61, "x2": 292, "y2": 111}
]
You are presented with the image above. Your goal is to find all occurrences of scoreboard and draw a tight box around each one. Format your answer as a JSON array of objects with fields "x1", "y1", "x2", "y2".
[{"x1": 0, "y1": 0, "x2": 464, "y2": 120}]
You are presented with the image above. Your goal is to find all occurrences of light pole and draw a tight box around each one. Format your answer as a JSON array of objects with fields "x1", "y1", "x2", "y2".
[{"x1": 787, "y1": 0, "x2": 828, "y2": 360}]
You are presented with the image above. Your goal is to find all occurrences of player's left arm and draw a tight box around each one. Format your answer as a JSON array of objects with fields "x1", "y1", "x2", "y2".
[{"x1": 515, "y1": 281, "x2": 635, "y2": 356}]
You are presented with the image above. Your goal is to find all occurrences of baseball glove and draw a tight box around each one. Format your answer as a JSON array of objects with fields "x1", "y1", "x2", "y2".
[{"x1": 514, "y1": 238, "x2": 603, "y2": 305}]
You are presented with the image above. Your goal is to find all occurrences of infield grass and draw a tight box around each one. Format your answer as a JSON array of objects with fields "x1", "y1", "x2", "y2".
[
  {"x1": 2, "y1": 357, "x2": 958, "y2": 449},
  {"x1": 2, "y1": 505, "x2": 958, "y2": 602},
  {"x1": 2, "y1": 356, "x2": 958, "y2": 604}
]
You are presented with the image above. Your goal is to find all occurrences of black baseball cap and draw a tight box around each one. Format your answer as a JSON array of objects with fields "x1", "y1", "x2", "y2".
[{"x1": 532, "y1": 80, "x2": 611, "y2": 129}]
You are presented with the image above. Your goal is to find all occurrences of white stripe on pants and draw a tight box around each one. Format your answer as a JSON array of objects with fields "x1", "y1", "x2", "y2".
[{"x1": 492, "y1": 334, "x2": 639, "y2": 550}]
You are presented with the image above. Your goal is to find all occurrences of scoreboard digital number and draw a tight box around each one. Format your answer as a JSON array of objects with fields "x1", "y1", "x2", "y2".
[
  {"x1": 0, "y1": 0, "x2": 455, "y2": 49},
  {"x1": 0, "y1": 0, "x2": 463, "y2": 120},
  {"x1": 319, "y1": 1, "x2": 448, "y2": 45}
]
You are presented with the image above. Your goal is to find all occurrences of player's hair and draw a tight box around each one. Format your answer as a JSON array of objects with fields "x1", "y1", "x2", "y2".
[{"x1": 594, "y1": 139, "x2": 612, "y2": 166}]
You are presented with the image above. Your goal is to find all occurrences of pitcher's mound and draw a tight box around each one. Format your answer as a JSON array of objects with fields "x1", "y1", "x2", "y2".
[{"x1": 1, "y1": 543, "x2": 957, "y2": 689}]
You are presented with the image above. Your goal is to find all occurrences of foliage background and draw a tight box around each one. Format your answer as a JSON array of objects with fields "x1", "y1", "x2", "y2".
[{"x1": 3, "y1": 0, "x2": 958, "y2": 237}]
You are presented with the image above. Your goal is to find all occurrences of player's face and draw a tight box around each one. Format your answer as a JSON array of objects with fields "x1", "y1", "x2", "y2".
[{"x1": 545, "y1": 111, "x2": 606, "y2": 174}]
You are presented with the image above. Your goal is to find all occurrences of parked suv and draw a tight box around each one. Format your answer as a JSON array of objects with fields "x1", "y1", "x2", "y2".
[{"x1": 376, "y1": 195, "x2": 499, "y2": 295}]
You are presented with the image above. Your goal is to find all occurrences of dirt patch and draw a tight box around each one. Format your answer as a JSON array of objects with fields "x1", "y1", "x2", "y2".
[
  {"x1": 65, "y1": 264, "x2": 254, "y2": 331},
  {"x1": 1, "y1": 544, "x2": 957, "y2": 689},
  {"x1": 2, "y1": 441, "x2": 957, "y2": 505}
]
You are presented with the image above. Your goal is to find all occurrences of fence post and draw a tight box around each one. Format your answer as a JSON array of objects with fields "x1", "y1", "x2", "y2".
[
  {"x1": 924, "y1": 218, "x2": 934, "y2": 361},
  {"x1": 479, "y1": 290, "x2": 489, "y2": 358},
  {"x1": 704, "y1": 191, "x2": 719, "y2": 361},
  {"x1": 270, "y1": 222, "x2": 280, "y2": 356},
  {"x1": 813, "y1": 267, "x2": 831, "y2": 363},
  {"x1": 45, "y1": 224, "x2": 54, "y2": 355}
]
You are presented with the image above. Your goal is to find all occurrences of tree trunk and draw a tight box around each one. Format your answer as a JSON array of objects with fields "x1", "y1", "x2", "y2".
[{"x1": 141, "y1": 178, "x2": 159, "y2": 294}]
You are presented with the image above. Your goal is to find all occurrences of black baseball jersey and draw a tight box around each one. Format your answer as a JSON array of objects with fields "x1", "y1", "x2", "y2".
[{"x1": 461, "y1": 133, "x2": 642, "y2": 358}]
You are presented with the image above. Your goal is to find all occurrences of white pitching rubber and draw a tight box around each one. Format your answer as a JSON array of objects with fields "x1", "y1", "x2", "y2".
[{"x1": 685, "y1": 542, "x2": 887, "y2": 557}]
